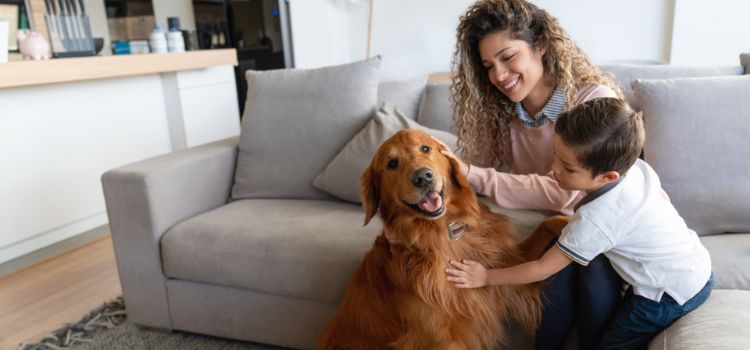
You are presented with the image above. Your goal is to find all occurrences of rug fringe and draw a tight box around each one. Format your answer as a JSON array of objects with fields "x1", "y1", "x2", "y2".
[{"x1": 18, "y1": 296, "x2": 127, "y2": 350}]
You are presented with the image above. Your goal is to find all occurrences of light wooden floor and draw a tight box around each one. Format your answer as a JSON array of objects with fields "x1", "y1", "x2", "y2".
[{"x1": 0, "y1": 236, "x2": 121, "y2": 350}]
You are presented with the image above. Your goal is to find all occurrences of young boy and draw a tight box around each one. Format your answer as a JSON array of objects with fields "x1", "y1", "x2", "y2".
[{"x1": 445, "y1": 97, "x2": 714, "y2": 349}]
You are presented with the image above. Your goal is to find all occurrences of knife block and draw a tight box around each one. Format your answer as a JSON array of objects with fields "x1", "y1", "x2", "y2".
[{"x1": 45, "y1": 14, "x2": 95, "y2": 58}]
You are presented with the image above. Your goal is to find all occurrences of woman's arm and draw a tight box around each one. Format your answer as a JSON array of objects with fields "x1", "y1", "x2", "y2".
[
  {"x1": 467, "y1": 168, "x2": 582, "y2": 214},
  {"x1": 446, "y1": 246, "x2": 573, "y2": 288},
  {"x1": 432, "y1": 136, "x2": 580, "y2": 214}
]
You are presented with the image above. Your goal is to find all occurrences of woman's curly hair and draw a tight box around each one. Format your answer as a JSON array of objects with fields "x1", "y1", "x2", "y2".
[{"x1": 451, "y1": 0, "x2": 623, "y2": 168}]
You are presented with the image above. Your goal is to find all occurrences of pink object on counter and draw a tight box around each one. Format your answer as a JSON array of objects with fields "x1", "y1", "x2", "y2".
[{"x1": 17, "y1": 30, "x2": 51, "y2": 61}]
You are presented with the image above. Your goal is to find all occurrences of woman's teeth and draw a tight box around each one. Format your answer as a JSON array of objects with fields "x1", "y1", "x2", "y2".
[{"x1": 504, "y1": 78, "x2": 519, "y2": 90}]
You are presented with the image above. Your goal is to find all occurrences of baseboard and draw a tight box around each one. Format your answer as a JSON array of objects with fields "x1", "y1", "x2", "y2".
[{"x1": 0, "y1": 216, "x2": 110, "y2": 278}]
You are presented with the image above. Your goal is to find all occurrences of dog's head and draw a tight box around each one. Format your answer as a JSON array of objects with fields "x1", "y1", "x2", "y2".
[{"x1": 360, "y1": 129, "x2": 473, "y2": 226}]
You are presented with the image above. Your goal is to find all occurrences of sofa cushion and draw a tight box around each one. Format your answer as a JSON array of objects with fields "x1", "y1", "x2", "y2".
[
  {"x1": 599, "y1": 64, "x2": 743, "y2": 110},
  {"x1": 633, "y1": 75, "x2": 750, "y2": 235},
  {"x1": 161, "y1": 199, "x2": 550, "y2": 305},
  {"x1": 377, "y1": 75, "x2": 427, "y2": 120},
  {"x1": 741, "y1": 53, "x2": 750, "y2": 74},
  {"x1": 416, "y1": 82, "x2": 456, "y2": 133},
  {"x1": 479, "y1": 197, "x2": 549, "y2": 241},
  {"x1": 648, "y1": 290, "x2": 750, "y2": 350},
  {"x1": 313, "y1": 102, "x2": 458, "y2": 203},
  {"x1": 231, "y1": 57, "x2": 381, "y2": 200},
  {"x1": 161, "y1": 199, "x2": 382, "y2": 304},
  {"x1": 699, "y1": 233, "x2": 750, "y2": 290}
]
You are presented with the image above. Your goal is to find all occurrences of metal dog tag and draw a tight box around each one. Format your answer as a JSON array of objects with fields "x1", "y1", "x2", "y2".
[{"x1": 448, "y1": 222, "x2": 465, "y2": 241}]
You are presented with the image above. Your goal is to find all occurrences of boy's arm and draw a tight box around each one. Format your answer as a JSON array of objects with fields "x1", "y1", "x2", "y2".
[{"x1": 447, "y1": 247, "x2": 573, "y2": 288}]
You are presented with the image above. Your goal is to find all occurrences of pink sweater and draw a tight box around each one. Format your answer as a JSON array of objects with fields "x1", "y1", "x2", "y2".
[{"x1": 466, "y1": 84, "x2": 617, "y2": 215}]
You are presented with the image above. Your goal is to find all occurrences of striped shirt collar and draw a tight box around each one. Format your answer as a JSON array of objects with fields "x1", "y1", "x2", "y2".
[{"x1": 515, "y1": 88, "x2": 565, "y2": 128}]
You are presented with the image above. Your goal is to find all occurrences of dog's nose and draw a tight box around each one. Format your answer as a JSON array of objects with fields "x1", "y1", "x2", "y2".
[{"x1": 411, "y1": 167, "x2": 434, "y2": 188}]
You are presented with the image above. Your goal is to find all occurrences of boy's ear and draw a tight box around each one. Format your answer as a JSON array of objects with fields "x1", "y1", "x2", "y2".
[{"x1": 598, "y1": 170, "x2": 621, "y2": 184}]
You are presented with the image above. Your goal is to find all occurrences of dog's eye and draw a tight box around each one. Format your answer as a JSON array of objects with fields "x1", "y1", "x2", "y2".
[
  {"x1": 387, "y1": 159, "x2": 399, "y2": 169},
  {"x1": 421, "y1": 145, "x2": 430, "y2": 153}
]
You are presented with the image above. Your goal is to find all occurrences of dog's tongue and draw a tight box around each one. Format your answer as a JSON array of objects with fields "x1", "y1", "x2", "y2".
[{"x1": 418, "y1": 191, "x2": 442, "y2": 213}]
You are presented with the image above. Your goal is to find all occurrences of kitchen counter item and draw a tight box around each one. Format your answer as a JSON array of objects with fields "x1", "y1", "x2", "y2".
[
  {"x1": 17, "y1": 30, "x2": 51, "y2": 60},
  {"x1": 44, "y1": 0, "x2": 95, "y2": 57},
  {"x1": 150, "y1": 26, "x2": 167, "y2": 54},
  {"x1": 167, "y1": 30, "x2": 185, "y2": 53}
]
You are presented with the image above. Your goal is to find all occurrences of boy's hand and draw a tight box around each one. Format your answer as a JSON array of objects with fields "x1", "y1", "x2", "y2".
[{"x1": 446, "y1": 259, "x2": 488, "y2": 288}]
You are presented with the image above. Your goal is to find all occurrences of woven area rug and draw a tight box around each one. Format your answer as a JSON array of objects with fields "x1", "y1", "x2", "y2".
[{"x1": 19, "y1": 296, "x2": 292, "y2": 350}]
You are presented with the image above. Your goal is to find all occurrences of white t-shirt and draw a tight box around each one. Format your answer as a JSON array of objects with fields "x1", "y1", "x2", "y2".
[{"x1": 556, "y1": 159, "x2": 712, "y2": 305}]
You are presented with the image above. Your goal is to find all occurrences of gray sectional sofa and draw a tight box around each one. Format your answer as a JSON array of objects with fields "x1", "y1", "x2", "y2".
[{"x1": 102, "y1": 55, "x2": 750, "y2": 349}]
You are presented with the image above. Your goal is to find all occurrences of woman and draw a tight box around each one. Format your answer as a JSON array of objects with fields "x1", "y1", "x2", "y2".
[{"x1": 444, "y1": 1, "x2": 625, "y2": 348}]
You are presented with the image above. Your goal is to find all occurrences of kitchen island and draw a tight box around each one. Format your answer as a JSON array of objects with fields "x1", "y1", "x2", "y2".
[{"x1": 0, "y1": 49, "x2": 241, "y2": 266}]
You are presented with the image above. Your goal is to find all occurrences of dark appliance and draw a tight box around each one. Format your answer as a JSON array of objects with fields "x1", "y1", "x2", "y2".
[{"x1": 193, "y1": 0, "x2": 293, "y2": 115}]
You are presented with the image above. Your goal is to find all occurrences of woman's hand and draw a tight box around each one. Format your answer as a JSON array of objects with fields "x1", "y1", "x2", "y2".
[
  {"x1": 446, "y1": 259, "x2": 488, "y2": 288},
  {"x1": 430, "y1": 136, "x2": 469, "y2": 177}
]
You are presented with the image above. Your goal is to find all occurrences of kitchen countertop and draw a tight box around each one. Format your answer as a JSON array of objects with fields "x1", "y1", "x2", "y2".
[{"x1": 0, "y1": 49, "x2": 238, "y2": 89}]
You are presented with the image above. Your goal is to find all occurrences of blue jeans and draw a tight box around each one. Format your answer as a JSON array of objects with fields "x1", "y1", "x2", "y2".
[
  {"x1": 536, "y1": 254, "x2": 625, "y2": 350},
  {"x1": 596, "y1": 274, "x2": 715, "y2": 350}
]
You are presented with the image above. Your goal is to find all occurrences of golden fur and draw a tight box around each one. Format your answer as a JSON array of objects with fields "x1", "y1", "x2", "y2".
[{"x1": 318, "y1": 129, "x2": 567, "y2": 349}]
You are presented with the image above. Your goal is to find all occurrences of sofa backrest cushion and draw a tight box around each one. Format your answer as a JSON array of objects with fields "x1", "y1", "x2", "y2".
[
  {"x1": 599, "y1": 64, "x2": 743, "y2": 111},
  {"x1": 377, "y1": 75, "x2": 427, "y2": 120},
  {"x1": 313, "y1": 102, "x2": 458, "y2": 203},
  {"x1": 409, "y1": 65, "x2": 746, "y2": 134},
  {"x1": 633, "y1": 75, "x2": 750, "y2": 235},
  {"x1": 416, "y1": 82, "x2": 457, "y2": 133},
  {"x1": 232, "y1": 57, "x2": 381, "y2": 200}
]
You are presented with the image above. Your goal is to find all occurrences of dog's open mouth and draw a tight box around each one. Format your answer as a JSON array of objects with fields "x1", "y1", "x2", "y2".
[{"x1": 405, "y1": 189, "x2": 445, "y2": 217}]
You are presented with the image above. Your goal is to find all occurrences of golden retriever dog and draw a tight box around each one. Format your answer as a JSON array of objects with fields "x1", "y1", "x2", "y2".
[{"x1": 318, "y1": 129, "x2": 567, "y2": 350}]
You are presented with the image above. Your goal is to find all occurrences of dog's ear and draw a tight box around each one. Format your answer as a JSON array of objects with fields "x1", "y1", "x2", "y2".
[
  {"x1": 360, "y1": 166, "x2": 379, "y2": 225},
  {"x1": 447, "y1": 154, "x2": 470, "y2": 190}
]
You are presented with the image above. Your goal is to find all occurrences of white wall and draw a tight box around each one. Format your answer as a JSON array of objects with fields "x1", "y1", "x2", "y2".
[
  {"x1": 534, "y1": 0, "x2": 673, "y2": 64},
  {"x1": 288, "y1": 0, "x2": 351, "y2": 68},
  {"x1": 289, "y1": 0, "x2": 748, "y2": 79},
  {"x1": 670, "y1": 0, "x2": 750, "y2": 65},
  {"x1": 366, "y1": 0, "x2": 475, "y2": 80}
]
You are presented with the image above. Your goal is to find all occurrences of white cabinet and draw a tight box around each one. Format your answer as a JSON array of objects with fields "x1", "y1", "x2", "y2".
[
  {"x1": 0, "y1": 63, "x2": 240, "y2": 265},
  {"x1": 177, "y1": 66, "x2": 240, "y2": 148}
]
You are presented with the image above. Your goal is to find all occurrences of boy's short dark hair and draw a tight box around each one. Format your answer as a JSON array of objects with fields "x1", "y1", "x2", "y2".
[{"x1": 555, "y1": 97, "x2": 644, "y2": 177}]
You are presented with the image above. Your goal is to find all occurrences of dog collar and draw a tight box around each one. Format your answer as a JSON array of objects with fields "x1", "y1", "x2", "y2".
[{"x1": 448, "y1": 222, "x2": 465, "y2": 241}]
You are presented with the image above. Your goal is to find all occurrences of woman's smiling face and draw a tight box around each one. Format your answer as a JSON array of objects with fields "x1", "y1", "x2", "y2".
[{"x1": 478, "y1": 30, "x2": 547, "y2": 104}]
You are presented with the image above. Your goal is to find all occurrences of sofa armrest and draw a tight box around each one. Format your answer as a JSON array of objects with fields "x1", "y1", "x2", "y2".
[{"x1": 101, "y1": 136, "x2": 238, "y2": 329}]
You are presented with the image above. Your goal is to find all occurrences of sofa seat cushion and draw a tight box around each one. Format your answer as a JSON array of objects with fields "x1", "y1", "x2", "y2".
[
  {"x1": 479, "y1": 197, "x2": 549, "y2": 240},
  {"x1": 161, "y1": 199, "x2": 381, "y2": 304},
  {"x1": 699, "y1": 233, "x2": 750, "y2": 290},
  {"x1": 648, "y1": 289, "x2": 750, "y2": 350}
]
